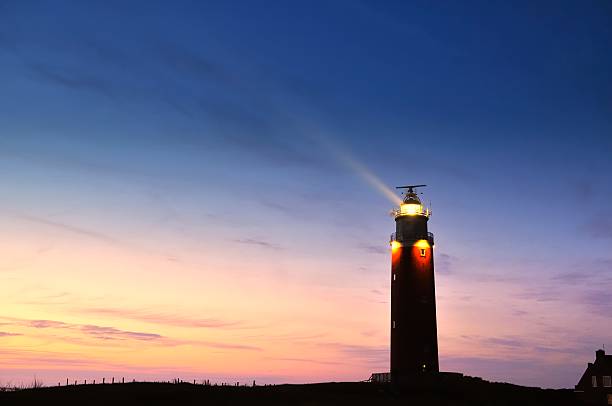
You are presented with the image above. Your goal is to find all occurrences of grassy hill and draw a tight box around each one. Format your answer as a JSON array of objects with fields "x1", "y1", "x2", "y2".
[{"x1": 0, "y1": 377, "x2": 581, "y2": 405}]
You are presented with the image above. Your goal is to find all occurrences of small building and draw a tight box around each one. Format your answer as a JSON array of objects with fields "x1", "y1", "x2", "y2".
[
  {"x1": 369, "y1": 372, "x2": 391, "y2": 383},
  {"x1": 575, "y1": 349, "x2": 612, "y2": 405}
]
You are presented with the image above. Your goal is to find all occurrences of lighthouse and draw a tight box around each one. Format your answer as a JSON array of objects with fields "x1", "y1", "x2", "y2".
[{"x1": 390, "y1": 185, "x2": 439, "y2": 384}]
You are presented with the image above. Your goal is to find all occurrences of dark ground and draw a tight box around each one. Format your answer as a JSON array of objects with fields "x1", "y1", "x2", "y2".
[{"x1": 0, "y1": 377, "x2": 583, "y2": 405}]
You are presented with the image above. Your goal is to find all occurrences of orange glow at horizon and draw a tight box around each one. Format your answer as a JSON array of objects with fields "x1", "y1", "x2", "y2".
[{"x1": 0, "y1": 223, "x2": 393, "y2": 385}]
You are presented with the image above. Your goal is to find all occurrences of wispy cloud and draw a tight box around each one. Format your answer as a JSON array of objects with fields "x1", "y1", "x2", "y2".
[
  {"x1": 265, "y1": 357, "x2": 342, "y2": 366},
  {"x1": 360, "y1": 244, "x2": 387, "y2": 255},
  {"x1": 437, "y1": 252, "x2": 457, "y2": 275},
  {"x1": 258, "y1": 200, "x2": 295, "y2": 216},
  {"x1": 483, "y1": 337, "x2": 526, "y2": 348},
  {"x1": 577, "y1": 289, "x2": 612, "y2": 318},
  {"x1": 582, "y1": 216, "x2": 612, "y2": 239},
  {"x1": 20, "y1": 292, "x2": 72, "y2": 306},
  {"x1": 80, "y1": 307, "x2": 241, "y2": 329},
  {"x1": 548, "y1": 261, "x2": 612, "y2": 317},
  {"x1": 1, "y1": 316, "x2": 261, "y2": 351},
  {"x1": 28, "y1": 320, "x2": 70, "y2": 329},
  {"x1": 232, "y1": 238, "x2": 282, "y2": 250},
  {"x1": 79, "y1": 325, "x2": 162, "y2": 341},
  {"x1": 197, "y1": 341, "x2": 261, "y2": 351},
  {"x1": 552, "y1": 267, "x2": 612, "y2": 286},
  {"x1": 318, "y1": 342, "x2": 387, "y2": 365},
  {"x1": 5, "y1": 29, "x2": 328, "y2": 171},
  {"x1": 4, "y1": 317, "x2": 163, "y2": 343},
  {"x1": 514, "y1": 286, "x2": 562, "y2": 302},
  {"x1": 552, "y1": 270, "x2": 596, "y2": 283},
  {"x1": 0, "y1": 331, "x2": 22, "y2": 337},
  {"x1": 28, "y1": 62, "x2": 114, "y2": 96},
  {"x1": 156, "y1": 44, "x2": 236, "y2": 87},
  {"x1": 0, "y1": 347, "x2": 134, "y2": 370},
  {"x1": 17, "y1": 214, "x2": 118, "y2": 244},
  {"x1": 243, "y1": 331, "x2": 327, "y2": 343}
]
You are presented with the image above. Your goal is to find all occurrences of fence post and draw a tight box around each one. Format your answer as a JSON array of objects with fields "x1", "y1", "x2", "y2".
[
  {"x1": 122, "y1": 377, "x2": 124, "y2": 384},
  {"x1": 112, "y1": 377, "x2": 114, "y2": 384},
  {"x1": 103, "y1": 378, "x2": 105, "y2": 384}
]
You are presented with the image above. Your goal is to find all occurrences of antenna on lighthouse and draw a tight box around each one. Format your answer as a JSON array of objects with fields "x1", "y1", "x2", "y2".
[{"x1": 396, "y1": 184, "x2": 427, "y2": 193}]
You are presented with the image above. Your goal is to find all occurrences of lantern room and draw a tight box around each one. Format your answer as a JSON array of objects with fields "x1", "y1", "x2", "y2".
[{"x1": 393, "y1": 186, "x2": 431, "y2": 219}]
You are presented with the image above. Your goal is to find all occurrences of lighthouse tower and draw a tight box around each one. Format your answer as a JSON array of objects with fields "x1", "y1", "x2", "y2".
[{"x1": 390, "y1": 185, "x2": 439, "y2": 384}]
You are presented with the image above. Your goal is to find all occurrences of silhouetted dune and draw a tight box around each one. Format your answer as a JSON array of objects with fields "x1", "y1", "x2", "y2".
[{"x1": 0, "y1": 377, "x2": 582, "y2": 406}]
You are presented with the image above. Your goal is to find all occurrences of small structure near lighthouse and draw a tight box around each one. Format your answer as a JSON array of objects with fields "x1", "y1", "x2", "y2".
[
  {"x1": 390, "y1": 185, "x2": 439, "y2": 384},
  {"x1": 575, "y1": 348, "x2": 612, "y2": 405}
]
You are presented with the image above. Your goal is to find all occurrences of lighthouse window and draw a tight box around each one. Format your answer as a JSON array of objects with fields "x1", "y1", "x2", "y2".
[
  {"x1": 420, "y1": 248, "x2": 426, "y2": 257},
  {"x1": 392, "y1": 320, "x2": 396, "y2": 329},
  {"x1": 393, "y1": 274, "x2": 396, "y2": 281}
]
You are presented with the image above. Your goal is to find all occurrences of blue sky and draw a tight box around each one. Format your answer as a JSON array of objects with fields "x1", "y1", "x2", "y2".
[{"x1": 0, "y1": 0, "x2": 611, "y2": 388}]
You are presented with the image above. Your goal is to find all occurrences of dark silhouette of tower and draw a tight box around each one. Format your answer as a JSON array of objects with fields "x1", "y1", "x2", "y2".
[{"x1": 390, "y1": 185, "x2": 439, "y2": 384}]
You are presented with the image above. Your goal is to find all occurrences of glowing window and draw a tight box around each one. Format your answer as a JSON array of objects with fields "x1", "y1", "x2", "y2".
[
  {"x1": 414, "y1": 239, "x2": 430, "y2": 255},
  {"x1": 592, "y1": 376, "x2": 598, "y2": 387},
  {"x1": 393, "y1": 274, "x2": 396, "y2": 281},
  {"x1": 604, "y1": 376, "x2": 611, "y2": 387},
  {"x1": 392, "y1": 321, "x2": 396, "y2": 329}
]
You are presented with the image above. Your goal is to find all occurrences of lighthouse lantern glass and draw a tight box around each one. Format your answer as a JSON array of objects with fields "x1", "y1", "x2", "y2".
[{"x1": 400, "y1": 203, "x2": 422, "y2": 216}]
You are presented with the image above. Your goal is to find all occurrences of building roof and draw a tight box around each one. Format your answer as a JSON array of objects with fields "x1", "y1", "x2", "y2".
[{"x1": 575, "y1": 349, "x2": 612, "y2": 391}]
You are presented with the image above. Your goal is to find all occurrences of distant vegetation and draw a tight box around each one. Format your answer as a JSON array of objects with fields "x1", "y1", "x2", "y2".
[{"x1": 0, "y1": 378, "x2": 44, "y2": 392}]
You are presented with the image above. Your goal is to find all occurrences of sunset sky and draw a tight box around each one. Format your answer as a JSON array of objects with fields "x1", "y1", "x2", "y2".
[{"x1": 1, "y1": 1, "x2": 611, "y2": 389}]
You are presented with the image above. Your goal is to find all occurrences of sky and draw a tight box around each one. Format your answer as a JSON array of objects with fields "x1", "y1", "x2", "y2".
[{"x1": 0, "y1": 0, "x2": 611, "y2": 389}]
